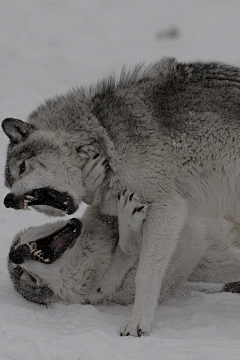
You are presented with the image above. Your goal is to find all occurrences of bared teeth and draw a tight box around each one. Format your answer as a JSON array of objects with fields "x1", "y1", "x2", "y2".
[
  {"x1": 26, "y1": 242, "x2": 33, "y2": 252},
  {"x1": 25, "y1": 195, "x2": 34, "y2": 200},
  {"x1": 22, "y1": 194, "x2": 36, "y2": 210},
  {"x1": 25, "y1": 242, "x2": 51, "y2": 263},
  {"x1": 31, "y1": 242, "x2": 37, "y2": 250},
  {"x1": 26, "y1": 241, "x2": 38, "y2": 254},
  {"x1": 23, "y1": 199, "x2": 31, "y2": 211},
  {"x1": 34, "y1": 250, "x2": 42, "y2": 256}
]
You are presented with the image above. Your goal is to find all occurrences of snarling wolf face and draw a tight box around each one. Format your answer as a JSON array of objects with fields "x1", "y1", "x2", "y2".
[
  {"x1": 8, "y1": 218, "x2": 84, "y2": 305},
  {"x1": 2, "y1": 118, "x2": 88, "y2": 216}
]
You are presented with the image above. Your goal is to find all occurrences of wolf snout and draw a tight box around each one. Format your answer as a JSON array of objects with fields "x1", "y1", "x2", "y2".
[
  {"x1": 4, "y1": 193, "x2": 19, "y2": 209},
  {"x1": 9, "y1": 245, "x2": 25, "y2": 264}
]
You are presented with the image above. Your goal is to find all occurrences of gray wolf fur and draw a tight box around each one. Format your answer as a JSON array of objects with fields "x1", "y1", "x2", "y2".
[{"x1": 3, "y1": 58, "x2": 240, "y2": 335}]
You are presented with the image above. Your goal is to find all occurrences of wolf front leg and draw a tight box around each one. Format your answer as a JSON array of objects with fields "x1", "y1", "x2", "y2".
[{"x1": 120, "y1": 196, "x2": 188, "y2": 336}]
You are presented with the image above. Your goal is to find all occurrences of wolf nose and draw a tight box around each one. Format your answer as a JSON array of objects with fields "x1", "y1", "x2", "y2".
[
  {"x1": 9, "y1": 245, "x2": 24, "y2": 264},
  {"x1": 4, "y1": 193, "x2": 16, "y2": 208}
]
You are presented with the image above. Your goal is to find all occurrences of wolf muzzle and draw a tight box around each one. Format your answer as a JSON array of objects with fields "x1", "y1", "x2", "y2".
[
  {"x1": 9, "y1": 218, "x2": 83, "y2": 265},
  {"x1": 4, "y1": 188, "x2": 77, "y2": 214}
]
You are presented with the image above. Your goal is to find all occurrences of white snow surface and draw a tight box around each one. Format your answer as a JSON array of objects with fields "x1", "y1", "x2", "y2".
[{"x1": 1, "y1": 1, "x2": 240, "y2": 359}]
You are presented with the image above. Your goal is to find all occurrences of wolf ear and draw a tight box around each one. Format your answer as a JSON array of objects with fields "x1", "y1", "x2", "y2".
[
  {"x1": 2, "y1": 118, "x2": 33, "y2": 144},
  {"x1": 76, "y1": 145, "x2": 100, "y2": 159}
]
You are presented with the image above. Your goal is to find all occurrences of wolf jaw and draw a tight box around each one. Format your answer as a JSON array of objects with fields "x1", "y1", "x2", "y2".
[
  {"x1": 4, "y1": 187, "x2": 77, "y2": 215},
  {"x1": 9, "y1": 218, "x2": 82, "y2": 265}
]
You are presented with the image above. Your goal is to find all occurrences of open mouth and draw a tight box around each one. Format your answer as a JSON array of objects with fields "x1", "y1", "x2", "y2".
[
  {"x1": 4, "y1": 187, "x2": 77, "y2": 215},
  {"x1": 9, "y1": 218, "x2": 82, "y2": 265}
]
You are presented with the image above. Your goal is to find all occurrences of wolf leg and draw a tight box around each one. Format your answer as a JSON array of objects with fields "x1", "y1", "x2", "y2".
[
  {"x1": 120, "y1": 196, "x2": 188, "y2": 336},
  {"x1": 117, "y1": 189, "x2": 147, "y2": 255}
]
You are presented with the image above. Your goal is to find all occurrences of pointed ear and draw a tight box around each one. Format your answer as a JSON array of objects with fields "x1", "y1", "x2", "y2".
[
  {"x1": 2, "y1": 118, "x2": 33, "y2": 144},
  {"x1": 76, "y1": 145, "x2": 100, "y2": 159}
]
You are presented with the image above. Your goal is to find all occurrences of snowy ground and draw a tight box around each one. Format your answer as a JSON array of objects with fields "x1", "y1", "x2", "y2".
[{"x1": 1, "y1": 1, "x2": 240, "y2": 359}]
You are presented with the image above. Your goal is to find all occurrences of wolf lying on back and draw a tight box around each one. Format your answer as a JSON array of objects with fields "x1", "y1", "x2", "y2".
[
  {"x1": 3, "y1": 58, "x2": 240, "y2": 336},
  {"x1": 8, "y1": 189, "x2": 145, "y2": 310},
  {"x1": 8, "y1": 180, "x2": 240, "y2": 333}
]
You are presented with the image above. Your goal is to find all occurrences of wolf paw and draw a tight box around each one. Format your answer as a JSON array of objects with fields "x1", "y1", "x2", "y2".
[
  {"x1": 82, "y1": 154, "x2": 109, "y2": 204},
  {"x1": 118, "y1": 189, "x2": 147, "y2": 231},
  {"x1": 117, "y1": 189, "x2": 147, "y2": 255},
  {"x1": 120, "y1": 316, "x2": 150, "y2": 337}
]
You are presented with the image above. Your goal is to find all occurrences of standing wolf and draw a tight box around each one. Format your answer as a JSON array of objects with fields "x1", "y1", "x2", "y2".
[{"x1": 3, "y1": 58, "x2": 240, "y2": 336}]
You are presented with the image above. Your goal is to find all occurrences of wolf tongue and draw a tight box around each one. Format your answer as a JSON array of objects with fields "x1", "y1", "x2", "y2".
[{"x1": 50, "y1": 233, "x2": 70, "y2": 253}]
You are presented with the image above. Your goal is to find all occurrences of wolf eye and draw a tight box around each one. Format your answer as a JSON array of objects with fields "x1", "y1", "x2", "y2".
[{"x1": 19, "y1": 162, "x2": 26, "y2": 175}]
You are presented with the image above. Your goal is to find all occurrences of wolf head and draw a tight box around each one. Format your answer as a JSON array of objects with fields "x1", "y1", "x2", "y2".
[
  {"x1": 2, "y1": 117, "x2": 93, "y2": 216},
  {"x1": 2, "y1": 90, "x2": 115, "y2": 215},
  {"x1": 8, "y1": 215, "x2": 117, "y2": 306},
  {"x1": 8, "y1": 218, "x2": 86, "y2": 305}
]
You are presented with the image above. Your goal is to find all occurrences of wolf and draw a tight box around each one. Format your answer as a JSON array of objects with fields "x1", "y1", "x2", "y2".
[
  {"x1": 7, "y1": 176, "x2": 240, "y2": 338},
  {"x1": 7, "y1": 189, "x2": 145, "y2": 311},
  {"x1": 3, "y1": 58, "x2": 240, "y2": 336}
]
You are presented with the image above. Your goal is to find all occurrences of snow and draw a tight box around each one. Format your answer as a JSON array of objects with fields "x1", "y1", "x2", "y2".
[{"x1": 1, "y1": 0, "x2": 240, "y2": 358}]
